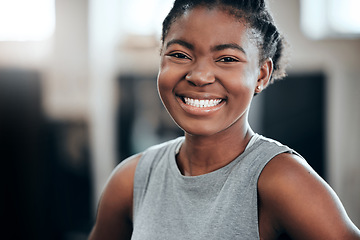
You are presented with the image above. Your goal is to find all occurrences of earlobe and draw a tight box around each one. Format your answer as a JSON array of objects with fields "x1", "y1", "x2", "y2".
[{"x1": 255, "y1": 58, "x2": 273, "y2": 94}]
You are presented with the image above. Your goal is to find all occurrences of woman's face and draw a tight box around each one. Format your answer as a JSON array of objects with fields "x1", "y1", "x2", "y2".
[{"x1": 158, "y1": 6, "x2": 269, "y2": 137}]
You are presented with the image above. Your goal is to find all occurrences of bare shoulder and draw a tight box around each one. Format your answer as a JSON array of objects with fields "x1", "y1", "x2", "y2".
[
  {"x1": 102, "y1": 153, "x2": 142, "y2": 211},
  {"x1": 258, "y1": 153, "x2": 360, "y2": 240},
  {"x1": 89, "y1": 153, "x2": 142, "y2": 240},
  {"x1": 110, "y1": 153, "x2": 142, "y2": 188}
]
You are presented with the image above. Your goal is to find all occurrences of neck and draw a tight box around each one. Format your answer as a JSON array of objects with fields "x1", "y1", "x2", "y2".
[{"x1": 177, "y1": 123, "x2": 254, "y2": 176}]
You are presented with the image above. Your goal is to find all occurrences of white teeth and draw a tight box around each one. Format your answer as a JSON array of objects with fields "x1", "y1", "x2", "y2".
[{"x1": 183, "y1": 97, "x2": 222, "y2": 108}]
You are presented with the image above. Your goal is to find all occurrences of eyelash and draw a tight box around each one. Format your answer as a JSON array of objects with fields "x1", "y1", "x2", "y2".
[
  {"x1": 169, "y1": 52, "x2": 191, "y2": 59},
  {"x1": 217, "y1": 57, "x2": 239, "y2": 63}
]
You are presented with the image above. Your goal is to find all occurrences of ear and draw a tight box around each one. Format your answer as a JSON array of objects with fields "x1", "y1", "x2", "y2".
[{"x1": 255, "y1": 58, "x2": 273, "y2": 94}]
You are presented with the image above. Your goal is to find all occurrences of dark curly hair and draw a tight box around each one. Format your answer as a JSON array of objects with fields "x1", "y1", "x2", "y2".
[{"x1": 161, "y1": 0, "x2": 289, "y2": 82}]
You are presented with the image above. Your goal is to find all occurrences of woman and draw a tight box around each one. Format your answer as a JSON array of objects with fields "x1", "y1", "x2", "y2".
[{"x1": 89, "y1": 0, "x2": 360, "y2": 239}]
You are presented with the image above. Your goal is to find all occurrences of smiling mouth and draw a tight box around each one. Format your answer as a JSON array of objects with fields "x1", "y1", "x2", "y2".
[{"x1": 181, "y1": 97, "x2": 224, "y2": 108}]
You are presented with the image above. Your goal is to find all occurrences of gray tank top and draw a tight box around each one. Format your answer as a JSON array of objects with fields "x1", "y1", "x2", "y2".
[{"x1": 132, "y1": 134, "x2": 298, "y2": 240}]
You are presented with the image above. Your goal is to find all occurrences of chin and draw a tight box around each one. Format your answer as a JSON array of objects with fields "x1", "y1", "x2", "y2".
[{"x1": 178, "y1": 121, "x2": 225, "y2": 137}]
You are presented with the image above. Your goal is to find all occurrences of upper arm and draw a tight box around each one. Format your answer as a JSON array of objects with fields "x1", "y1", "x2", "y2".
[
  {"x1": 258, "y1": 153, "x2": 360, "y2": 240},
  {"x1": 89, "y1": 154, "x2": 142, "y2": 240}
]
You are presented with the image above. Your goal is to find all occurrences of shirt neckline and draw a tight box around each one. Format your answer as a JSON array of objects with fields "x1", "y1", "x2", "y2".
[{"x1": 169, "y1": 134, "x2": 261, "y2": 182}]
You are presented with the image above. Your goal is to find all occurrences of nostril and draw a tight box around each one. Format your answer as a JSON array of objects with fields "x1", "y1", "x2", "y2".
[
  {"x1": 187, "y1": 80, "x2": 197, "y2": 87},
  {"x1": 185, "y1": 71, "x2": 215, "y2": 86}
]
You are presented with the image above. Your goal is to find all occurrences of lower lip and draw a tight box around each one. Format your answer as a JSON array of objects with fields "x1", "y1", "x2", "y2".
[{"x1": 176, "y1": 96, "x2": 225, "y2": 116}]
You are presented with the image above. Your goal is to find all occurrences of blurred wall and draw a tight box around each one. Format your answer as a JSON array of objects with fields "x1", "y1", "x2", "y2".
[
  {"x1": 46, "y1": 0, "x2": 89, "y2": 121},
  {"x1": 0, "y1": 0, "x2": 92, "y2": 239}
]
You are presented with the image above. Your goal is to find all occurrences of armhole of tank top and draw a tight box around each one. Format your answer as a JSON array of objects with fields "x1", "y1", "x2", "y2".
[
  {"x1": 257, "y1": 145, "x2": 294, "y2": 176},
  {"x1": 254, "y1": 141, "x2": 295, "y2": 238},
  {"x1": 132, "y1": 152, "x2": 148, "y2": 222}
]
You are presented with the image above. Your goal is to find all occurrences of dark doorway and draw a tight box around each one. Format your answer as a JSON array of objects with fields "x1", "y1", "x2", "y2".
[{"x1": 262, "y1": 73, "x2": 326, "y2": 179}]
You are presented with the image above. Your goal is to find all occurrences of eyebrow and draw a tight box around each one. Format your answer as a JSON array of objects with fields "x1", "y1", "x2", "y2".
[
  {"x1": 166, "y1": 39, "x2": 194, "y2": 51},
  {"x1": 166, "y1": 39, "x2": 246, "y2": 55},
  {"x1": 211, "y1": 43, "x2": 246, "y2": 55}
]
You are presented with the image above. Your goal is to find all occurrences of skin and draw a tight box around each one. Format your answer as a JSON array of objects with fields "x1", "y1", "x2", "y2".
[{"x1": 89, "y1": 7, "x2": 360, "y2": 240}]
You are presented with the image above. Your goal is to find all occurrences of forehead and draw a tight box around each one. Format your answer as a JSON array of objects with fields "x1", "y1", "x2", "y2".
[{"x1": 164, "y1": 7, "x2": 256, "y2": 52}]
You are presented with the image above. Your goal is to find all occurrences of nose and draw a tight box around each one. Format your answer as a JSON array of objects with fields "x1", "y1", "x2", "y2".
[{"x1": 185, "y1": 60, "x2": 215, "y2": 86}]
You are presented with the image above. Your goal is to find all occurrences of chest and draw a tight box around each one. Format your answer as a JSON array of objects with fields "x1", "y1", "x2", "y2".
[{"x1": 132, "y1": 166, "x2": 261, "y2": 240}]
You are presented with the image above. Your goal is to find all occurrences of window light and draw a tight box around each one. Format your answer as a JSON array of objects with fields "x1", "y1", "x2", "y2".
[
  {"x1": 300, "y1": 0, "x2": 360, "y2": 39},
  {"x1": 0, "y1": 0, "x2": 55, "y2": 41}
]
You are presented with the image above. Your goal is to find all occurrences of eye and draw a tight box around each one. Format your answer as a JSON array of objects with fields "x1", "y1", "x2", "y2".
[
  {"x1": 217, "y1": 56, "x2": 239, "y2": 63},
  {"x1": 169, "y1": 52, "x2": 191, "y2": 59}
]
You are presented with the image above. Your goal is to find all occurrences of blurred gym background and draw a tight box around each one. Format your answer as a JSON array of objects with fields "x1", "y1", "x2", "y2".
[{"x1": 0, "y1": 0, "x2": 359, "y2": 239}]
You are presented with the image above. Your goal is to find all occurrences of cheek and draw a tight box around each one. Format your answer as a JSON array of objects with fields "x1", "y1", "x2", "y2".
[
  {"x1": 157, "y1": 65, "x2": 176, "y2": 104},
  {"x1": 157, "y1": 68, "x2": 168, "y2": 91},
  {"x1": 221, "y1": 67, "x2": 257, "y2": 93}
]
